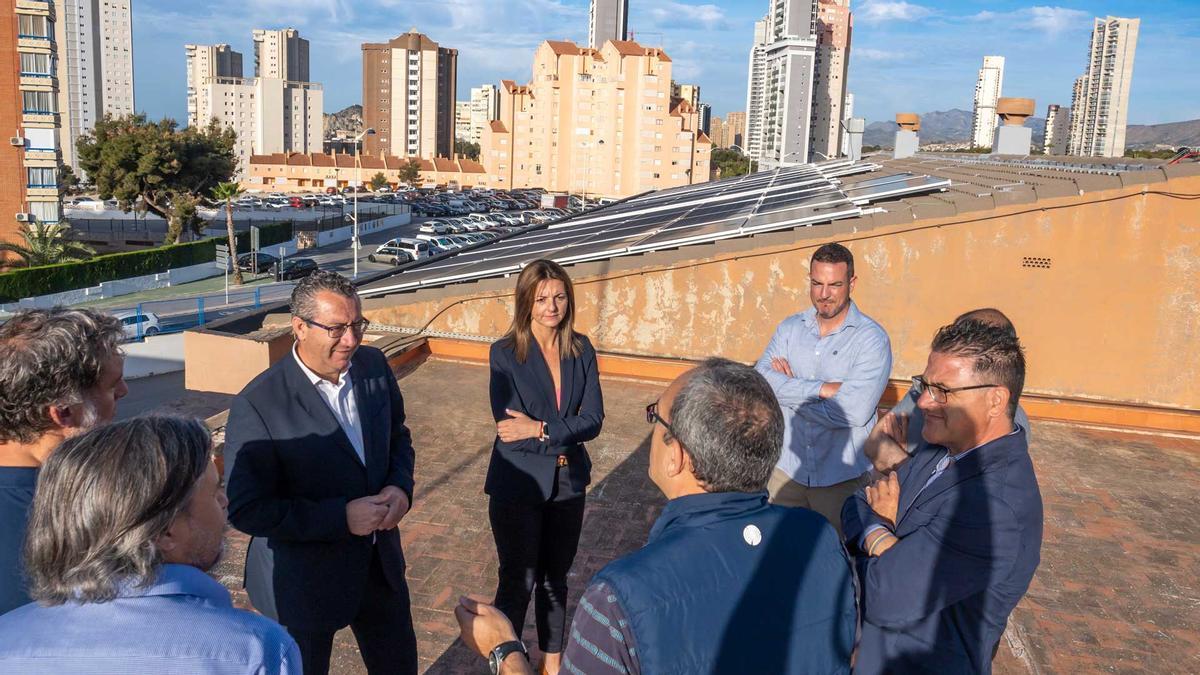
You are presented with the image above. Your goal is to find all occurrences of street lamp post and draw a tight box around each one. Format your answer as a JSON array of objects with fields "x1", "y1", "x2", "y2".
[
  {"x1": 352, "y1": 127, "x2": 376, "y2": 279},
  {"x1": 582, "y1": 139, "x2": 604, "y2": 205}
]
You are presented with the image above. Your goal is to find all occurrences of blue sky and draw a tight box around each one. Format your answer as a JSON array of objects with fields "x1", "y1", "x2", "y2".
[{"x1": 134, "y1": 0, "x2": 1198, "y2": 126}]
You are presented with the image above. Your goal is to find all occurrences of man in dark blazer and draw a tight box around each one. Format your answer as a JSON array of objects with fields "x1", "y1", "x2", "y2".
[
  {"x1": 226, "y1": 271, "x2": 417, "y2": 675},
  {"x1": 843, "y1": 320, "x2": 1043, "y2": 674}
]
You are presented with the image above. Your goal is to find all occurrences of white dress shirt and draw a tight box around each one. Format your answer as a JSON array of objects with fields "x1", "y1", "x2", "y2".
[{"x1": 292, "y1": 346, "x2": 365, "y2": 464}]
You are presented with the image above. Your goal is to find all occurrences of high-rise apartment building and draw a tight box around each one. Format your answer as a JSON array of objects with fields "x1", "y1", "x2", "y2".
[
  {"x1": 1067, "y1": 16, "x2": 1139, "y2": 158},
  {"x1": 1043, "y1": 104, "x2": 1070, "y2": 155},
  {"x1": 454, "y1": 101, "x2": 471, "y2": 141},
  {"x1": 588, "y1": 0, "x2": 628, "y2": 49},
  {"x1": 480, "y1": 40, "x2": 711, "y2": 197},
  {"x1": 744, "y1": 16, "x2": 769, "y2": 158},
  {"x1": 187, "y1": 30, "x2": 322, "y2": 175},
  {"x1": 362, "y1": 30, "x2": 457, "y2": 159},
  {"x1": 4, "y1": 0, "x2": 64, "y2": 255},
  {"x1": 971, "y1": 56, "x2": 1005, "y2": 148},
  {"x1": 840, "y1": 91, "x2": 854, "y2": 155},
  {"x1": 749, "y1": 0, "x2": 821, "y2": 168},
  {"x1": 671, "y1": 82, "x2": 700, "y2": 109},
  {"x1": 185, "y1": 43, "x2": 243, "y2": 127},
  {"x1": 54, "y1": 0, "x2": 135, "y2": 171},
  {"x1": 252, "y1": 28, "x2": 309, "y2": 81},
  {"x1": 726, "y1": 111, "x2": 746, "y2": 149},
  {"x1": 468, "y1": 84, "x2": 499, "y2": 144},
  {"x1": 697, "y1": 103, "x2": 712, "y2": 135},
  {"x1": 710, "y1": 116, "x2": 727, "y2": 148},
  {"x1": 811, "y1": 0, "x2": 851, "y2": 159}
]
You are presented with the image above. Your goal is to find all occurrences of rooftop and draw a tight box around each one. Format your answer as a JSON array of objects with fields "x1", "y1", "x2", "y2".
[{"x1": 199, "y1": 354, "x2": 1200, "y2": 674}]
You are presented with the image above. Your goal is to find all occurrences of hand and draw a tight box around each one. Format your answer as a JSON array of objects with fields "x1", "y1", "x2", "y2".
[
  {"x1": 770, "y1": 357, "x2": 794, "y2": 377},
  {"x1": 865, "y1": 412, "x2": 909, "y2": 473},
  {"x1": 346, "y1": 494, "x2": 388, "y2": 536},
  {"x1": 818, "y1": 381, "x2": 842, "y2": 399},
  {"x1": 455, "y1": 595, "x2": 519, "y2": 660},
  {"x1": 375, "y1": 485, "x2": 411, "y2": 532},
  {"x1": 498, "y1": 409, "x2": 543, "y2": 443},
  {"x1": 866, "y1": 472, "x2": 901, "y2": 529}
]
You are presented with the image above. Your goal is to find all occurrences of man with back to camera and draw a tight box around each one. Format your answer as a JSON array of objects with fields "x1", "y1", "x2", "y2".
[
  {"x1": 0, "y1": 308, "x2": 127, "y2": 616},
  {"x1": 755, "y1": 242, "x2": 892, "y2": 536},
  {"x1": 225, "y1": 270, "x2": 418, "y2": 675},
  {"x1": 0, "y1": 415, "x2": 300, "y2": 673},
  {"x1": 456, "y1": 358, "x2": 858, "y2": 675},
  {"x1": 843, "y1": 320, "x2": 1043, "y2": 674},
  {"x1": 865, "y1": 308, "x2": 1032, "y2": 476}
]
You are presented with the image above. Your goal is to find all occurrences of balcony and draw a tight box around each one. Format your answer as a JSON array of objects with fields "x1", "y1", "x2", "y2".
[
  {"x1": 17, "y1": 35, "x2": 53, "y2": 51},
  {"x1": 16, "y1": 0, "x2": 53, "y2": 16},
  {"x1": 22, "y1": 110, "x2": 57, "y2": 124},
  {"x1": 26, "y1": 186, "x2": 60, "y2": 198},
  {"x1": 19, "y1": 72, "x2": 56, "y2": 89}
]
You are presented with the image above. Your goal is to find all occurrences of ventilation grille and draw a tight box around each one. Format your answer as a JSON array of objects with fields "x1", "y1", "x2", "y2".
[{"x1": 1022, "y1": 256, "x2": 1052, "y2": 269}]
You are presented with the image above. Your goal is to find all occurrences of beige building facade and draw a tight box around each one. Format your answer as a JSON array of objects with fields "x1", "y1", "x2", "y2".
[
  {"x1": 455, "y1": 100, "x2": 471, "y2": 141},
  {"x1": 186, "y1": 43, "x2": 243, "y2": 127},
  {"x1": 362, "y1": 30, "x2": 457, "y2": 160},
  {"x1": 252, "y1": 28, "x2": 308, "y2": 81},
  {"x1": 811, "y1": 0, "x2": 851, "y2": 159},
  {"x1": 53, "y1": 0, "x2": 134, "y2": 171},
  {"x1": 1068, "y1": 16, "x2": 1139, "y2": 158},
  {"x1": 725, "y1": 111, "x2": 746, "y2": 149},
  {"x1": 479, "y1": 39, "x2": 711, "y2": 197},
  {"x1": 468, "y1": 84, "x2": 499, "y2": 145},
  {"x1": 243, "y1": 152, "x2": 488, "y2": 192}
]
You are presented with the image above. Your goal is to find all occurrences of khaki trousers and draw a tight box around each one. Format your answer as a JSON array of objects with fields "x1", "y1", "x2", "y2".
[{"x1": 766, "y1": 468, "x2": 862, "y2": 539}]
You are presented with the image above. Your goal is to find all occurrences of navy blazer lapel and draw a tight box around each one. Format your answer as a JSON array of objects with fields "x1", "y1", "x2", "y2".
[
  {"x1": 896, "y1": 447, "x2": 943, "y2": 524},
  {"x1": 284, "y1": 354, "x2": 365, "y2": 469},
  {"x1": 526, "y1": 345, "x2": 559, "y2": 416},
  {"x1": 558, "y1": 350, "x2": 578, "y2": 419},
  {"x1": 350, "y1": 352, "x2": 381, "y2": 480}
]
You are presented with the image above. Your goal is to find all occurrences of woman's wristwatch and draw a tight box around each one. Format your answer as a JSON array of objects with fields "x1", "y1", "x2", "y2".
[
  {"x1": 489, "y1": 640, "x2": 528, "y2": 674},
  {"x1": 538, "y1": 421, "x2": 549, "y2": 443}
]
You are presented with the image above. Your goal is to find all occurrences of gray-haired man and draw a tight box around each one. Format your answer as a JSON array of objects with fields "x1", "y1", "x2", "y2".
[{"x1": 0, "y1": 308, "x2": 128, "y2": 615}]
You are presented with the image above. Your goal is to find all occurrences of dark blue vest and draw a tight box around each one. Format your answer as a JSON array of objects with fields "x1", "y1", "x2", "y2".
[{"x1": 593, "y1": 491, "x2": 856, "y2": 674}]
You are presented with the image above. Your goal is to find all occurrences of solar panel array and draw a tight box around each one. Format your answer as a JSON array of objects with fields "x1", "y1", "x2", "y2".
[{"x1": 360, "y1": 159, "x2": 950, "y2": 297}]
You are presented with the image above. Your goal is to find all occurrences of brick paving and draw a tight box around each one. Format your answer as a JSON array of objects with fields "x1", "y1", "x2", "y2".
[{"x1": 209, "y1": 357, "x2": 1200, "y2": 674}]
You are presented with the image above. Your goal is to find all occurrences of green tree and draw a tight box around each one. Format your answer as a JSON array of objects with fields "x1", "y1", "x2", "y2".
[
  {"x1": 711, "y1": 148, "x2": 751, "y2": 178},
  {"x1": 211, "y1": 181, "x2": 245, "y2": 284},
  {"x1": 455, "y1": 139, "x2": 480, "y2": 160},
  {"x1": 368, "y1": 171, "x2": 389, "y2": 191},
  {"x1": 397, "y1": 158, "x2": 422, "y2": 185},
  {"x1": 0, "y1": 222, "x2": 95, "y2": 268},
  {"x1": 76, "y1": 114, "x2": 237, "y2": 245},
  {"x1": 58, "y1": 164, "x2": 81, "y2": 195}
]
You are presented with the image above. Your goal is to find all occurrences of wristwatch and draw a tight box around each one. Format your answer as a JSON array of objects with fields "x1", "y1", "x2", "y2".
[
  {"x1": 538, "y1": 421, "x2": 549, "y2": 443},
  {"x1": 489, "y1": 640, "x2": 528, "y2": 674}
]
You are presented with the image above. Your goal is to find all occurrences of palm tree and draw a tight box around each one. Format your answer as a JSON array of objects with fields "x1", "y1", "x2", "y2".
[
  {"x1": 211, "y1": 181, "x2": 245, "y2": 284},
  {"x1": 0, "y1": 221, "x2": 95, "y2": 268}
]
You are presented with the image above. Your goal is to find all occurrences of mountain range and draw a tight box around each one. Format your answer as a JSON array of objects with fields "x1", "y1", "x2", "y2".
[{"x1": 863, "y1": 108, "x2": 1199, "y2": 150}]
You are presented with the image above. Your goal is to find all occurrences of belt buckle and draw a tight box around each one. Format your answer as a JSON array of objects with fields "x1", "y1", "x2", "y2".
[{"x1": 556, "y1": 455, "x2": 568, "y2": 467}]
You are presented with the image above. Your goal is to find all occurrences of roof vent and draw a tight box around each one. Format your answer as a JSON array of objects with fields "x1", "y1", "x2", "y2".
[{"x1": 1022, "y1": 256, "x2": 1051, "y2": 269}]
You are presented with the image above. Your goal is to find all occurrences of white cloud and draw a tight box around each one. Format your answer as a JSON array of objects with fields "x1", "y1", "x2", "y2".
[
  {"x1": 647, "y1": 2, "x2": 730, "y2": 31},
  {"x1": 858, "y1": 1, "x2": 935, "y2": 23},
  {"x1": 969, "y1": 6, "x2": 1090, "y2": 35},
  {"x1": 856, "y1": 47, "x2": 910, "y2": 62}
]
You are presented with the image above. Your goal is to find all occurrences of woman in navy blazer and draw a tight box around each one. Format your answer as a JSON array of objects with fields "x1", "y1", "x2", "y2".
[{"x1": 486, "y1": 259, "x2": 604, "y2": 674}]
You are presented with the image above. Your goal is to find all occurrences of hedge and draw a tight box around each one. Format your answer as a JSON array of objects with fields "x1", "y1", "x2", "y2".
[{"x1": 0, "y1": 220, "x2": 294, "y2": 303}]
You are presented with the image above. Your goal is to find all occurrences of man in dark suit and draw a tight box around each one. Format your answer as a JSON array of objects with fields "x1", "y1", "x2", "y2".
[
  {"x1": 843, "y1": 320, "x2": 1043, "y2": 674},
  {"x1": 225, "y1": 270, "x2": 417, "y2": 675}
]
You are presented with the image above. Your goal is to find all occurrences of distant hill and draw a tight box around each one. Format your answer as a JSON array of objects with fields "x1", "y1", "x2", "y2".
[
  {"x1": 1124, "y1": 119, "x2": 1200, "y2": 149},
  {"x1": 862, "y1": 108, "x2": 1045, "y2": 147},
  {"x1": 864, "y1": 108, "x2": 1199, "y2": 150},
  {"x1": 324, "y1": 104, "x2": 363, "y2": 136}
]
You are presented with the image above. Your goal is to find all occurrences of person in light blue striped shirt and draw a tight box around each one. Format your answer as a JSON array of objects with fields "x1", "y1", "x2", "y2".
[
  {"x1": 756, "y1": 242, "x2": 892, "y2": 537},
  {"x1": 0, "y1": 416, "x2": 300, "y2": 675}
]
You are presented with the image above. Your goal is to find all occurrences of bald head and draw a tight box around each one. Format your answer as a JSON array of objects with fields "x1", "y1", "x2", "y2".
[{"x1": 954, "y1": 308, "x2": 1016, "y2": 338}]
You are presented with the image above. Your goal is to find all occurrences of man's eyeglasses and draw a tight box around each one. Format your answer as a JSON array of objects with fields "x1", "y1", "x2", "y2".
[
  {"x1": 911, "y1": 375, "x2": 1000, "y2": 404},
  {"x1": 303, "y1": 318, "x2": 370, "y2": 339},
  {"x1": 646, "y1": 400, "x2": 676, "y2": 436}
]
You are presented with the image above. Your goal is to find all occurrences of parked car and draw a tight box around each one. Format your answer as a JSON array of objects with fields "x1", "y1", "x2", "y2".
[
  {"x1": 269, "y1": 257, "x2": 318, "y2": 280},
  {"x1": 416, "y1": 234, "x2": 461, "y2": 251},
  {"x1": 236, "y1": 252, "x2": 279, "y2": 273},
  {"x1": 288, "y1": 196, "x2": 307, "y2": 208},
  {"x1": 418, "y1": 221, "x2": 450, "y2": 235},
  {"x1": 368, "y1": 244, "x2": 413, "y2": 265},
  {"x1": 113, "y1": 310, "x2": 162, "y2": 341}
]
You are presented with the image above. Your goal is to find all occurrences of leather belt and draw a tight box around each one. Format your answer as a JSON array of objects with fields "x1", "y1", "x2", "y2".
[{"x1": 556, "y1": 455, "x2": 568, "y2": 467}]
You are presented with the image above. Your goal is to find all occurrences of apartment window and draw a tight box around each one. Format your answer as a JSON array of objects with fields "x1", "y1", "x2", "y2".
[
  {"x1": 28, "y1": 201, "x2": 60, "y2": 223},
  {"x1": 18, "y1": 14, "x2": 50, "y2": 38},
  {"x1": 24, "y1": 128, "x2": 55, "y2": 150},
  {"x1": 22, "y1": 91, "x2": 54, "y2": 113},
  {"x1": 19, "y1": 52, "x2": 52, "y2": 76},
  {"x1": 27, "y1": 167, "x2": 56, "y2": 188}
]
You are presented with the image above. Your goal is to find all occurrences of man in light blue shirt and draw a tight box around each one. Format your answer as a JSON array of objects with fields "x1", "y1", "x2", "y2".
[
  {"x1": 0, "y1": 416, "x2": 300, "y2": 675},
  {"x1": 756, "y1": 243, "x2": 892, "y2": 536}
]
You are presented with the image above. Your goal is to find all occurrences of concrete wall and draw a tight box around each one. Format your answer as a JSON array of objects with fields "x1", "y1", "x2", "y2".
[
  {"x1": 184, "y1": 327, "x2": 294, "y2": 394},
  {"x1": 364, "y1": 175, "x2": 1200, "y2": 412},
  {"x1": 122, "y1": 332, "x2": 186, "y2": 379}
]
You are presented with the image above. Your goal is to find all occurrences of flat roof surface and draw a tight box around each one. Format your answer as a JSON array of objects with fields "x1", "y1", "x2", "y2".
[{"x1": 209, "y1": 357, "x2": 1200, "y2": 673}]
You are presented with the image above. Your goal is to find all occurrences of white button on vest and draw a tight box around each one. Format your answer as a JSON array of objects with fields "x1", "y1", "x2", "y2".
[{"x1": 743, "y1": 524, "x2": 762, "y2": 546}]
